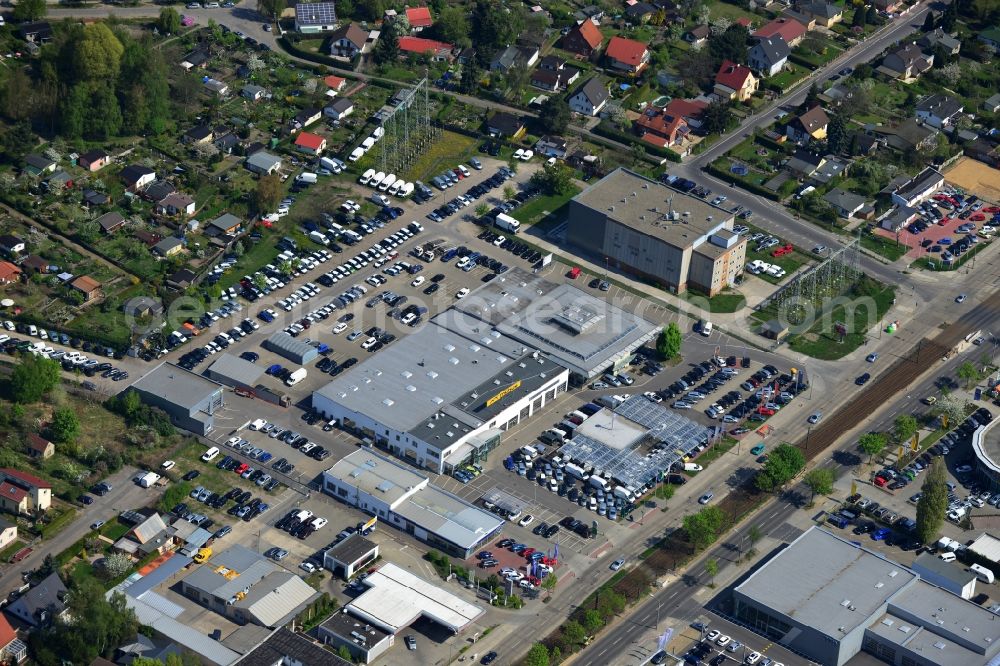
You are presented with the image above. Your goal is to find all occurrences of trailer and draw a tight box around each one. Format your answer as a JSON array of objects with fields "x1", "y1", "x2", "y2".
[
  {"x1": 136, "y1": 471, "x2": 161, "y2": 488},
  {"x1": 254, "y1": 384, "x2": 291, "y2": 407}
]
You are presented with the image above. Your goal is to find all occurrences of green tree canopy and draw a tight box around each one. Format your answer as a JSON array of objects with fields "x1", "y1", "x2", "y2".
[
  {"x1": 656, "y1": 322, "x2": 682, "y2": 360},
  {"x1": 701, "y1": 99, "x2": 732, "y2": 134},
  {"x1": 709, "y1": 24, "x2": 750, "y2": 65},
  {"x1": 524, "y1": 642, "x2": 550, "y2": 666},
  {"x1": 431, "y1": 6, "x2": 472, "y2": 47},
  {"x1": 916, "y1": 457, "x2": 948, "y2": 544},
  {"x1": 530, "y1": 162, "x2": 575, "y2": 195},
  {"x1": 471, "y1": 0, "x2": 524, "y2": 60},
  {"x1": 48, "y1": 407, "x2": 80, "y2": 444},
  {"x1": 683, "y1": 505, "x2": 727, "y2": 551},
  {"x1": 158, "y1": 7, "x2": 182, "y2": 35},
  {"x1": 373, "y1": 29, "x2": 399, "y2": 64},
  {"x1": 8, "y1": 353, "x2": 60, "y2": 403},
  {"x1": 538, "y1": 95, "x2": 571, "y2": 135},
  {"x1": 858, "y1": 431, "x2": 887, "y2": 463},
  {"x1": 13, "y1": 0, "x2": 46, "y2": 21},
  {"x1": 756, "y1": 443, "x2": 805, "y2": 492},
  {"x1": 254, "y1": 173, "x2": 284, "y2": 212},
  {"x1": 893, "y1": 414, "x2": 918, "y2": 444},
  {"x1": 957, "y1": 360, "x2": 980, "y2": 388},
  {"x1": 804, "y1": 468, "x2": 835, "y2": 503},
  {"x1": 561, "y1": 619, "x2": 586, "y2": 645}
]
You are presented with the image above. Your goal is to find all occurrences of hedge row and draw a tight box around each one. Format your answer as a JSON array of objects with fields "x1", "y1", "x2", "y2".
[{"x1": 590, "y1": 123, "x2": 682, "y2": 163}]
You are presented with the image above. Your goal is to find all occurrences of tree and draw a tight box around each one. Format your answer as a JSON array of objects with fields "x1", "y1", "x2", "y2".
[
  {"x1": 8, "y1": 353, "x2": 61, "y2": 403},
  {"x1": 756, "y1": 443, "x2": 806, "y2": 492},
  {"x1": 257, "y1": 0, "x2": 286, "y2": 18},
  {"x1": 804, "y1": 468, "x2": 835, "y2": 504},
  {"x1": 503, "y1": 185, "x2": 516, "y2": 201},
  {"x1": 709, "y1": 24, "x2": 750, "y2": 65},
  {"x1": 458, "y1": 57, "x2": 480, "y2": 94},
  {"x1": 916, "y1": 458, "x2": 948, "y2": 544},
  {"x1": 893, "y1": 414, "x2": 918, "y2": 445},
  {"x1": 582, "y1": 609, "x2": 604, "y2": 634},
  {"x1": 852, "y1": 6, "x2": 867, "y2": 27},
  {"x1": 704, "y1": 558, "x2": 719, "y2": 585},
  {"x1": 937, "y1": 393, "x2": 968, "y2": 427},
  {"x1": 957, "y1": 360, "x2": 980, "y2": 388},
  {"x1": 48, "y1": 407, "x2": 80, "y2": 444},
  {"x1": 102, "y1": 552, "x2": 132, "y2": 579},
  {"x1": 373, "y1": 29, "x2": 399, "y2": 65},
  {"x1": 866, "y1": 5, "x2": 878, "y2": 24},
  {"x1": 858, "y1": 432, "x2": 887, "y2": 464},
  {"x1": 530, "y1": 162, "x2": 575, "y2": 195},
  {"x1": 12, "y1": 0, "x2": 46, "y2": 21},
  {"x1": 922, "y1": 11, "x2": 936, "y2": 31},
  {"x1": 826, "y1": 113, "x2": 849, "y2": 155},
  {"x1": 471, "y1": 0, "x2": 524, "y2": 60},
  {"x1": 683, "y1": 506, "x2": 726, "y2": 551},
  {"x1": 524, "y1": 643, "x2": 550, "y2": 666},
  {"x1": 72, "y1": 23, "x2": 126, "y2": 83},
  {"x1": 158, "y1": 7, "x2": 182, "y2": 35},
  {"x1": 253, "y1": 173, "x2": 283, "y2": 212},
  {"x1": 804, "y1": 81, "x2": 822, "y2": 108},
  {"x1": 561, "y1": 619, "x2": 586, "y2": 645},
  {"x1": 701, "y1": 99, "x2": 732, "y2": 134},
  {"x1": 3, "y1": 121, "x2": 36, "y2": 162},
  {"x1": 656, "y1": 322, "x2": 682, "y2": 360},
  {"x1": 432, "y1": 5, "x2": 472, "y2": 47},
  {"x1": 539, "y1": 96, "x2": 571, "y2": 135}
]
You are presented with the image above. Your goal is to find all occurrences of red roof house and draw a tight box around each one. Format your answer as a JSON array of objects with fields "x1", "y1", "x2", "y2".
[
  {"x1": 605, "y1": 36, "x2": 650, "y2": 74},
  {"x1": 663, "y1": 99, "x2": 709, "y2": 128},
  {"x1": 714, "y1": 60, "x2": 758, "y2": 102},
  {"x1": 560, "y1": 19, "x2": 604, "y2": 57},
  {"x1": 405, "y1": 6, "x2": 433, "y2": 30},
  {"x1": 0, "y1": 261, "x2": 22, "y2": 285},
  {"x1": 634, "y1": 103, "x2": 692, "y2": 148},
  {"x1": 752, "y1": 18, "x2": 807, "y2": 47},
  {"x1": 398, "y1": 36, "x2": 453, "y2": 61},
  {"x1": 294, "y1": 132, "x2": 327, "y2": 155},
  {"x1": 324, "y1": 75, "x2": 347, "y2": 92}
]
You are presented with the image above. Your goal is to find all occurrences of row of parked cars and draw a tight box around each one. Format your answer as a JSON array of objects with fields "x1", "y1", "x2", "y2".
[
  {"x1": 427, "y1": 166, "x2": 514, "y2": 223},
  {"x1": 276, "y1": 508, "x2": 329, "y2": 541}
]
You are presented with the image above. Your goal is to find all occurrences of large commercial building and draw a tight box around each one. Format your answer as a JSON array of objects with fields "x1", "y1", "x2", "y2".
[
  {"x1": 263, "y1": 331, "x2": 319, "y2": 365},
  {"x1": 972, "y1": 417, "x2": 1000, "y2": 490},
  {"x1": 312, "y1": 313, "x2": 569, "y2": 473},
  {"x1": 733, "y1": 527, "x2": 1000, "y2": 666},
  {"x1": 453, "y1": 267, "x2": 659, "y2": 382},
  {"x1": 567, "y1": 168, "x2": 746, "y2": 295},
  {"x1": 321, "y1": 449, "x2": 504, "y2": 558},
  {"x1": 130, "y1": 362, "x2": 225, "y2": 435},
  {"x1": 205, "y1": 353, "x2": 265, "y2": 391}
]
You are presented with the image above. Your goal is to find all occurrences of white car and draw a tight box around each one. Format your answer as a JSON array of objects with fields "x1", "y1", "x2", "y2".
[
  {"x1": 519, "y1": 149, "x2": 534, "y2": 161},
  {"x1": 225, "y1": 436, "x2": 240, "y2": 447},
  {"x1": 361, "y1": 337, "x2": 377, "y2": 350},
  {"x1": 455, "y1": 288, "x2": 469, "y2": 299},
  {"x1": 161, "y1": 460, "x2": 176, "y2": 471},
  {"x1": 411, "y1": 276, "x2": 425, "y2": 287},
  {"x1": 707, "y1": 630, "x2": 721, "y2": 642},
  {"x1": 716, "y1": 634, "x2": 731, "y2": 647},
  {"x1": 746, "y1": 652, "x2": 762, "y2": 665},
  {"x1": 299, "y1": 561, "x2": 317, "y2": 573},
  {"x1": 500, "y1": 567, "x2": 517, "y2": 577},
  {"x1": 518, "y1": 514, "x2": 534, "y2": 527},
  {"x1": 249, "y1": 418, "x2": 267, "y2": 431},
  {"x1": 332, "y1": 323, "x2": 347, "y2": 334},
  {"x1": 513, "y1": 149, "x2": 525, "y2": 160},
  {"x1": 493, "y1": 235, "x2": 506, "y2": 247}
]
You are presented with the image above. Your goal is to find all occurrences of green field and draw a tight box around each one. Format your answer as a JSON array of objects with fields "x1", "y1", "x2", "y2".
[
  {"x1": 860, "y1": 232, "x2": 909, "y2": 262},
  {"x1": 511, "y1": 186, "x2": 581, "y2": 228},
  {"x1": 402, "y1": 130, "x2": 480, "y2": 182}
]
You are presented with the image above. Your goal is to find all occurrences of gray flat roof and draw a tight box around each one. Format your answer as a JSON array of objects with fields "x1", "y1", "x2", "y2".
[
  {"x1": 394, "y1": 483, "x2": 504, "y2": 551},
  {"x1": 455, "y1": 270, "x2": 658, "y2": 376},
  {"x1": 183, "y1": 545, "x2": 275, "y2": 599},
  {"x1": 313, "y1": 318, "x2": 533, "y2": 434},
  {"x1": 206, "y1": 353, "x2": 264, "y2": 386},
  {"x1": 572, "y1": 168, "x2": 734, "y2": 249},
  {"x1": 735, "y1": 527, "x2": 918, "y2": 640},
  {"x1": 886, "y1": 580, "x2": 1000, "y2": 660},
  {"x1": 326, "y1": 533, "x2": 378, "y2": 565},
  {"x1": 131, "y1": 362, "x2": 224, "y2": 411},
  {"x1": 911, "y1": 552, "x2": 977, "y2": 586},
  {"x1": 320, "y1": 608, "x2": 391, "y2": 645},
  {"x1": 325, "y1": 449, "x2": 426, "y2": 507},
  {"x1": 264, "y1": 331, "x2": 317, "y2": 361}
]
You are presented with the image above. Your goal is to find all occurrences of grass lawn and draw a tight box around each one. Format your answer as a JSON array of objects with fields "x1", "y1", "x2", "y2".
[
  {"x1": 768, "y1": 67, "x2": 811, "y2": 92},
  {"x1": 510, "y1": 185, "x2": 581, "y2": 227},
  {"x1": 70, "y1": 560, "x2": 99, "y2": 588},
  {"x1": 401, "y1": 130, "x2": 479, "y2": 182},
  {"x1": 100, "y1": 521, "x2": 131, "y2": 542},
  {"x1": 685, "y1": 290, "x2": 746, "y2": 313},
  {"x1": 860, "y1": 232, "x2": 909, "y2": 261},
  {"x1": 0, "y1": 540, "x2": 26, "y2": 563},
  {"x1": 704, "y1": 0, "x2": 757, "y2": 22}
]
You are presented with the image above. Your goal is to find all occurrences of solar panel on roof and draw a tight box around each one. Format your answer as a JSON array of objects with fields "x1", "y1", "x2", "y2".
[{"x1": 296, "y1": 1, "x2": 337, "y2": 25}]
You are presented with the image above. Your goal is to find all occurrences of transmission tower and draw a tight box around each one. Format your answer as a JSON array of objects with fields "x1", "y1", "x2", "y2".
[{"x1": 376, "y1": 77, "x2": 438, "y2": 175}]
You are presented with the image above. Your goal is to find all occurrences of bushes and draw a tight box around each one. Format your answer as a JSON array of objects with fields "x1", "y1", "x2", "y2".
[
  {"x1": 591, "y1": 122, "x2": 682, "y2": 162},
  {"x1": 39, "y1": 507, "x2": 78, "y2": 540},
  {"x1": 705, "y1": 162, "x2": 781, "y2": 201}
]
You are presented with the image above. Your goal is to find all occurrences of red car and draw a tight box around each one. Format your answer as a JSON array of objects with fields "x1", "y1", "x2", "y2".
[
  {"x1": 522, "y1": 548, "x2": 536, "y2": 558},
  {"x1": 568, "y1": 267, "x2": 581, "y2": 279},
  {"x1": 235, "y1": 463, "x2": 249, "y2": 475},
  {"x1": 771, "y1": 244, "x2": 793, "y2": 257},
  {"x1": 873, "y1": 476, "x2": 888, "y2": 487}
]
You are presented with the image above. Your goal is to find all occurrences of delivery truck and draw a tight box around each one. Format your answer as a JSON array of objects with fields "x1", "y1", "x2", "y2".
[
  {"x1": 285, "y1": 368, "x2": 307, "y2": 386},
  {"x1": 495, "y1": 213, "x2": 521, "y2": 233}
]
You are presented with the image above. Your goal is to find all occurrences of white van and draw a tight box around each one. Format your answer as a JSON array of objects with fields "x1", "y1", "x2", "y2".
[
  {"x1": 370, "y1": 171, "x2": 386, "y2": 188},
  {"x1": 971, "y1": 563, "x2": 995, "y2": 584},
  {"x1": 359, "y1": 168, "x2": 376, "y2": 185},
  {"x1": 378, "y1": 174, "x2": 397, "y2": 192},
  {"x1": 939, "y1": 552, "x2": 957, "y2": 563},
  {"x1": 201, "y1": 447, "x2": 220, "y2": 462},
  {"x1": 388, "y1": 180, "x2": 404, "y2": 196}
]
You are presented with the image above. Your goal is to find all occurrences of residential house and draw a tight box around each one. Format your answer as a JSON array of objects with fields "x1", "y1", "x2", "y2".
[
  {"x1": 21, "y1": 255, "x2": 48, "y2": 274},
  {"x1": 880, "y1": 43, "x2": 934, "y2": 80},
  {"x1": 748, "y1": 36, "x2": 790, "y2": 77},
  {"x1": 245, "y1": 151, "x2": 282, "y2": 175},
  {"x1": 0, "y1": 236, "x2": 25, "y2": 256},
  {"x1": 634, "y1": 103, "x2": 691, "y2": 149},
  {"x1": 870, "y1": 118, "x2": 939, "y2": 152},
  {"x1": 294, "y1": 132, "x2": 327, "y2": 156},
  {"x1": 203, "y1": 78, "x2": 228, "y2": 96},
  {"x1": 487, "y1": 112, "x2": 526, "y2": 138},
  {"x1": 783, "y1": 150, "x2": 828, "y2": 178},
  {"x1": 46, "y1": 170, "x2": 73, "y2": 190},
  {"x1": 120, "y1": 165, "x2": 156, "y2": 192},
  {"x1": 292, "y1": 108, "x2": 322, "y2": 130},
  {"x1": 405, "y1": 6, "x2": 433, "y2": 31},
  {"x1": 984, "y1": 93, "x2": 1000, "y2": 113},
  {"x1": 143, "y1": 180, "x2": 175, "y2": 203},
  {"x1": 324, "y1": 97, "x2": 355, "y2": 121},
  {"x1": 0, "y1": 262, "x2": 21, "y2": 286},
  {"x1": 153, "y1": 237, "x2": 185, "y2": 258},
  {"x1": 134, "y1": 230, "x2": 162, "y2": 248},
  {"x1": 324, "y1": 75, "x2": 347, "y2": 95},
  {"x1": 71, "y1": 275, "x2": 102, "y2": 303},
  {"x1": 242, "y1": 84, "x2": 268, "y2": 101},
  {"x1": 918, "y1": 28, "x2": 962, "y2": 55},
  {"x1": 183, "y1": 125, "x2": 213, "y2": 145},
  {"x1": 714, "y1": 60, "x2": 758, "y2": 102},
  {"x1": 560, "y1": 19, "x2": 604, "y2": 57},
  {"x1": 397, "y1": 36, "x2": 454, "y2": 61},
  {"x1": 605, "y1": 36, "x2": 650, "y2": 74},
  {"x1": 25, "y1": 434, "x2": 54, "y2": 460},
  {"x1": 0, "y1": 469, "x2": 51, "y2": 514},
  {"x1": 214, "y1": 133, "x2": 238, "y2": 154},
  {"x1": 823, "y1": 188, "x2": 868, "y2": 218},
  {"x1": 978, "y1": 26, "x2": 1000, "y2": 50},
  {"x1": 180, "y1": 49, "x2": 210, "y2": 70},
  {"x1": 82, "y1": 189, "x2": 110, "y2": 208},
  {"x1": 568, "y1": 77, "x2": 610, "y2": 116},
  {"x1": 294, "y1": 1, "x2": 337, "y2": 33},
  {"x1": 530, "y1": 60, "x2": 581, "y2": 91},
  {"x1": 156, "y1": 193, "x2": 196, "y2": 217},
  {"x1": 17, "y1": 22, "x2": 52, "y2": 44},
  {"x1": 535, "y1": 136, "x2": 569, "y2": 159},
  {"x1": 207, "y1": 213, "x2": 242, "y2": 237},
  {"x1": 786, "y1": 105, "x2": 830, "y2": 143},
  {"x1": 794, "y1": 0, "x2": 843, "y2": 26},
  {"x1": 330, "y1": 23, "x2": 368, "y2": 58},
  {"x1": 662, "y1": 99, "x2": 708, "y2": 130},
  {"x1": 4, "y1": 573, "x2": 65, "y2": 628},
  {"x1": 24, "y1": 154, "x2": 56, "y2": 177},
  {"x1": 491, "y1": 45, "x2": 539, "y2": 72},
  {"x1": 166, "y1": 268, "x2": 196, "y2": 290},
  {"x1": 0, "y1": 519, "x2": 15, "y2": 552},
  {"x1": 752, "y1": 18, "x2": 807, "y2": 48},
  {"x1": 891, "y1": 166, "x2": 945, "y2": 207},
  {"x1": 122, "y1": 296, "x2": 164, "y2": 318},
  {"x1": 625, "y1": 1, "x2": 657, "y2": 23},
  {"x1": 96, "y1": 211, "x2": 127, "y2": 235},
  {"x1": 575, "y1": 5, "x2": 605, "y2": 22},
  {"x1": 113, "y1": 634, "x2": 183, "y2": 664},
  {"x1": 879, "y1": 204, "x2": 920, "y2": 231},
  {"x1": 915, "y1": 94, "x2": 964, "y2": 129},
  {"x1": 873, "y1": 0, "x2": 903, "y2": 12},
  {"x1": 77, "y1": 149, "x2": 109, "y2": 172},
  {"x1": 684, "y1": 25, "x2": 710, "y2": 48},
  {"x1": 966, "y1": 137, "x2": 1000, "y2": 168}
]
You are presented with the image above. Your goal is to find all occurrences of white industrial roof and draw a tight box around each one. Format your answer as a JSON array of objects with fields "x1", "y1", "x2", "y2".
[
  {"x1": 969, "y1": 533, "x2": 1000, "y2": 563},
  {"x1": 346, "y1": 562, "x2": 483, "y2": 634}
]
